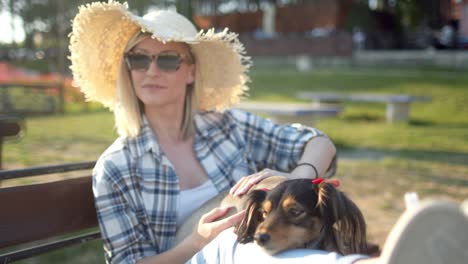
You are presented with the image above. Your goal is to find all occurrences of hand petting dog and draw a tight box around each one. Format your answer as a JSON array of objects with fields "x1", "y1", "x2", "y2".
[
  {"x1": 230, "y1": 168, "x2": 290, "y2": 197},
  {"x1": 189, "y1": 206, "x2": 246, "y2": 250}
]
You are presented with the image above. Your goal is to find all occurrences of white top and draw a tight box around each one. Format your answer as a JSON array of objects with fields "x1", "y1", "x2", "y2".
[
  {"x1": 188, "y1": 229, "x2": 369, "y2": 264},
  {"x1": 177, "y1": 180, "x2": 219, "y2": 227}
]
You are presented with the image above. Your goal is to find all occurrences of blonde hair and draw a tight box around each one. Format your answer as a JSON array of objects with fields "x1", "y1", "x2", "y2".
[{"x1": 114, "y1": 32, "x2": 196, "y2": 139}]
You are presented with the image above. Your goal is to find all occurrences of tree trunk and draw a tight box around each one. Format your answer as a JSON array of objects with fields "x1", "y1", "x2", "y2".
[{"x1": 9, "y1": 0, "x2": 16, "y2": 47}]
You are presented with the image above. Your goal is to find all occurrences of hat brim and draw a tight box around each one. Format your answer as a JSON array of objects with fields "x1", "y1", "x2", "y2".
[{"x1": 69, "y1": 1, "x2": 251, "y2": 111}]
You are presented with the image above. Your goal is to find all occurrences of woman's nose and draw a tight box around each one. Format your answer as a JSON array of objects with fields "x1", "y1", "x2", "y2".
[{"x1": 145, "y1": 59, "x2": 162, "y2": 76}]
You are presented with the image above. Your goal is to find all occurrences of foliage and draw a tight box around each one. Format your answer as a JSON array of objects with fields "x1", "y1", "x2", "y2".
[
  {"x1": 344, "y1": 1, "x2": 376, "y2": 32},
  {"x1": 0, "y1": 0, "x2": 186, "y2": 73},
  {"x1": 394, "y1": 0, "x2": 434, "y2": 29}
]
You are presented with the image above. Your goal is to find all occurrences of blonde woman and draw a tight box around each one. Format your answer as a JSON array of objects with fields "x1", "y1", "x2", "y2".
[{"x1": 69, "y1": 2, "x2": 336, "y2": 264}]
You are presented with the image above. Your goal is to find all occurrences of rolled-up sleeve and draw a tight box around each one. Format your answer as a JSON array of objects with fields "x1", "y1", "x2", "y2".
[{"x1": 228, "y1": 109, "x2": 327, "y2": 172}]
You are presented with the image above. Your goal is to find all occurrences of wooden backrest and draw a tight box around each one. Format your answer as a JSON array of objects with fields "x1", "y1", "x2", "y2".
[{"x1": 0, "y1": 176, "x2": 98, "y2": 249}]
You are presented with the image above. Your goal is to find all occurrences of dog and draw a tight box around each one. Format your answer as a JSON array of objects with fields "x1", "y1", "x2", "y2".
[{"x1": 234, "y1": 178, "x2": 368, "y2": 256}]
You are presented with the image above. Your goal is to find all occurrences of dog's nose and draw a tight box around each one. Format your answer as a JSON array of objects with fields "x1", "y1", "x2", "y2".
[{"x1": 254, "y1": 233, "x2": 270, "y2": 246}]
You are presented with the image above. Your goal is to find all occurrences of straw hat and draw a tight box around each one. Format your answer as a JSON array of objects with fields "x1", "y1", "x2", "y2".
[{"x1": 69, "y1": 1, "x2": 251, "y2": 110}]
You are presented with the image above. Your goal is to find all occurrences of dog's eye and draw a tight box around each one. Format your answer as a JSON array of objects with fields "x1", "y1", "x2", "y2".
[{"x1": 288, "y1": 208, "x2": 304, "y2": 217}]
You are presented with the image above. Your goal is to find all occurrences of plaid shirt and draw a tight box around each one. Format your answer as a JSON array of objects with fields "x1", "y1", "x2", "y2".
[{"x1": 93, "y1": 109, "x2": 325, "y2": 263}]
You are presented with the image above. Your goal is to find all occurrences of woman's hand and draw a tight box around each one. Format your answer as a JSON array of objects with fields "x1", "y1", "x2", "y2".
[
  {"x1": 229, "y1": 169, "x2": 290, "y2": 197},
  {"x1": 189, "y1": 206, "x2": 246, "y2": 250}
]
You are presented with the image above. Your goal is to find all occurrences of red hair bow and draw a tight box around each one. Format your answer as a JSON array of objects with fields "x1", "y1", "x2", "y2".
[{"x1": 312, "y1": 178, "x2": 340, "y2": 188}]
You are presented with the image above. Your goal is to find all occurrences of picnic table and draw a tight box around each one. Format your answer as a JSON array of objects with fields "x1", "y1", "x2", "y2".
[
  {"x1": 297, "y1": 92, "x2": 431, "y2": 123},
  {"x1": 236, "y1": 101, "x2": 342, "y2": 125}
]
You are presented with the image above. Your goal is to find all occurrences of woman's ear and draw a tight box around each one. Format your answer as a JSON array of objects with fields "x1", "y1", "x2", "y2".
[{"x1": 186, "y1": 64, "x2": 195, "y2": 85}]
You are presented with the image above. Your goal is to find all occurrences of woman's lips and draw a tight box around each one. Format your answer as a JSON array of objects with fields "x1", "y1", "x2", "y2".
[{"x1": 142, "y1": 84, "x2": 166, "y2": 90}]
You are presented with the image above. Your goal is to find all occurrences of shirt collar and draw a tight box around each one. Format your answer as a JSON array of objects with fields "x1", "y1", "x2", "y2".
[
  {"x1": 129, "y1": 111, "x2": 221, "y2": 159},
  {"x1": 129, "y1": 115, "x2": 163, "y2": 160}
]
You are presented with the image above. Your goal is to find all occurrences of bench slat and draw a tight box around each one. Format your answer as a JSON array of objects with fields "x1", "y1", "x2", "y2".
[
  {"x1": 0, "y1": 176, "x2": 98, "y2": 249},
  {"x1": 0, "y1": 231, "x2": 100, "y2": 263},
  {"x1": 0, "y1": 161, "x2": 96, "y2": 181}
]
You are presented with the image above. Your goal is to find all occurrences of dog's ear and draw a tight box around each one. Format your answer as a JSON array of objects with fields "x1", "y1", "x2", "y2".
[
  {"x1": 234, "y1": 189, "x2": 267, "y2": 244},
  {"x1": 316, "y1": 182, "x2": 368, "y2": 255}
]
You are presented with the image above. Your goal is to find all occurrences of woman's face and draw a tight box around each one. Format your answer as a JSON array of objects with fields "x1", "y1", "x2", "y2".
[{"x1": 128, "y1": 37, "x2": 195, "y2": 111}]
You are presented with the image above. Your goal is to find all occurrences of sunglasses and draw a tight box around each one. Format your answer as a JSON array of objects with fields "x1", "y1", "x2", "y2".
[{"x1": 124, "y1": 51, "x2": 191, "y2": 72}]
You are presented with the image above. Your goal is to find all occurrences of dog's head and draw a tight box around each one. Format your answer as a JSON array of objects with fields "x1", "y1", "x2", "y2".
[{"x1": 235, "y1": 178, "x2": 367, "y2": 255}]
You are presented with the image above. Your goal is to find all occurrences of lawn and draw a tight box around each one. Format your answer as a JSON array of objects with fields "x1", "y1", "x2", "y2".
[{"x1": 2, "y1": 65, "x2": 467, "y2": 263}]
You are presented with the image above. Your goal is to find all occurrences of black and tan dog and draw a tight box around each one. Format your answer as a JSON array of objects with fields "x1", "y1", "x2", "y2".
[
  {"x1": 174, "y1": 177, "x2": 375, "y2": 256},
  {"x1": 234, "y1": 178, "x2": 368, "y2": 255}
]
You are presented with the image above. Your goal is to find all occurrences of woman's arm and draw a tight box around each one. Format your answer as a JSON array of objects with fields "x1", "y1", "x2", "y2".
[
  {"x1": 227, "y1": 110, "x2": 337, "y2": 196},
  {"x1": 230, "y1": 136, "x2": 336, "y2": 197},
  {"x1": 137, "y1": 207, "x2": 246, "y2": 264},
  {"x1": 290, "y1": 136, "x2": 336, "y2": 179}
]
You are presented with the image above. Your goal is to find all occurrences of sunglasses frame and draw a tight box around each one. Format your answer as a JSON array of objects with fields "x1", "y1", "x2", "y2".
[{"x1": 124, "y1": 51, "x2": 191, "y2": 72}]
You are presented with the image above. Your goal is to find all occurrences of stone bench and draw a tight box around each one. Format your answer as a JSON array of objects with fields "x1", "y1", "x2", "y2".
[
  {"x1": 297, "y1": 92, "x2": 431, "y2": 123},
  {"x1": 236, "y1": 101, "x2": 342, "y2": 125}
]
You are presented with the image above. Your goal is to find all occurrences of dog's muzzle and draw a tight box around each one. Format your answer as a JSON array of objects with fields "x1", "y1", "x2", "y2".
[{"x1": 254, "y1": 232, "x2": 271, "y2": 246}]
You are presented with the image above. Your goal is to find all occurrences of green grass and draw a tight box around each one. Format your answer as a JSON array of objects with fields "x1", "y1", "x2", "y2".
[
  {"x1": 4, "y1": 66, "x2": 467, "y2": 168},
  {"x1": 11, "y1": 240, "x2": 105, "y2": 264},
  {"x1": 249, "y1": 67, "x2": 468, "y2": 155},
  {"x1": 2, "y1": 65, "x2": 467, "y2": 263},
  {"x1": 3, "y1": 112, "x2": 117, "y2": 167}
]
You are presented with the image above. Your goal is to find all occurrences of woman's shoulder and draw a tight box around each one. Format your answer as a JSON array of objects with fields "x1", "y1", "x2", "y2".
[
  {"x1": 196, "y1": 109, "x2": 253, "y2": 128},
  {"x1": 94, "y1": 137, "x2": 132, "y2": 173},
  {"x1": 99, "y1": 137, "x2": 127, "y2": 159}
]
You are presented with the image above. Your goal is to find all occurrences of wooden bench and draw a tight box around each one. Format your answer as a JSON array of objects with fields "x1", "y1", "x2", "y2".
[
  {"x1": 297, "y1": 92, "x2": 431, "y2": 123},
  {"x1": 236, "y1": 101, "x2": 342, "y2": 125},
  {"x1": 0, "y1": 162, "x2": 99, "y2": 263}
]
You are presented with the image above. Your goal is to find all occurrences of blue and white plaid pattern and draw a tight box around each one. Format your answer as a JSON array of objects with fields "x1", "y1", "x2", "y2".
[{"x1": 93, "y1": 109, "x2": 325, "y2": 263}]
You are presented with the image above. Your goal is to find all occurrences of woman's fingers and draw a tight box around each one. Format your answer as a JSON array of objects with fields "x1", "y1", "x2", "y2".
[
  {"x1": 211, "y1": 210, "x2": 246, "y2": 230},
  {"x1": 231, "y1": 169, "x2": 279, "y2": 197},
  {"x1": 194, "y1": 208, "x2": 246, "y2": 248},
  {"x1": 229, "y1": 176, "x2": 248, "y2": 195},
  {"x1": 234, "y1": 178, "x2": 260, "y2": 196},
  {"x1": 229, "y1": 173, "x2": 262, "y2": 195}
]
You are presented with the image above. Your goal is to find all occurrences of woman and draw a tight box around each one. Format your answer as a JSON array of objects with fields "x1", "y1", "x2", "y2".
[{"x1": 69, "y1": 2, "x2": 336, "y2": 264}]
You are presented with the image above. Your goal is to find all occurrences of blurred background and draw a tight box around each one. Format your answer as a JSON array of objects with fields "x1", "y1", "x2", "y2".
[{"x1": 0, "y1": 0, "x2": 467, "y2": 263}]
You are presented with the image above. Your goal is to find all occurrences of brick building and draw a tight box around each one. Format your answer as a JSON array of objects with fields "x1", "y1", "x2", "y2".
[
  {"x1": 192, "y1": 0, "x2": 354, "y2": 57},
  {"x1": 193, "y1": 0, "x2": 353, "y2": 34}
]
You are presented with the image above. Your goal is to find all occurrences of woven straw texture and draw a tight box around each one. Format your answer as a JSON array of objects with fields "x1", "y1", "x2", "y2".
[{"x1": 69, "y1": 1, "x2": 251, "y2": 110}]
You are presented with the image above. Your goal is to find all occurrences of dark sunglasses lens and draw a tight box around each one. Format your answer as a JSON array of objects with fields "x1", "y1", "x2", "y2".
[
  {"x1": 127, "y1": 54, "x2": 151, "y2": 70},
  {"x1": 157, "y1": 54, "x2": 181, "y2": 71}
]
